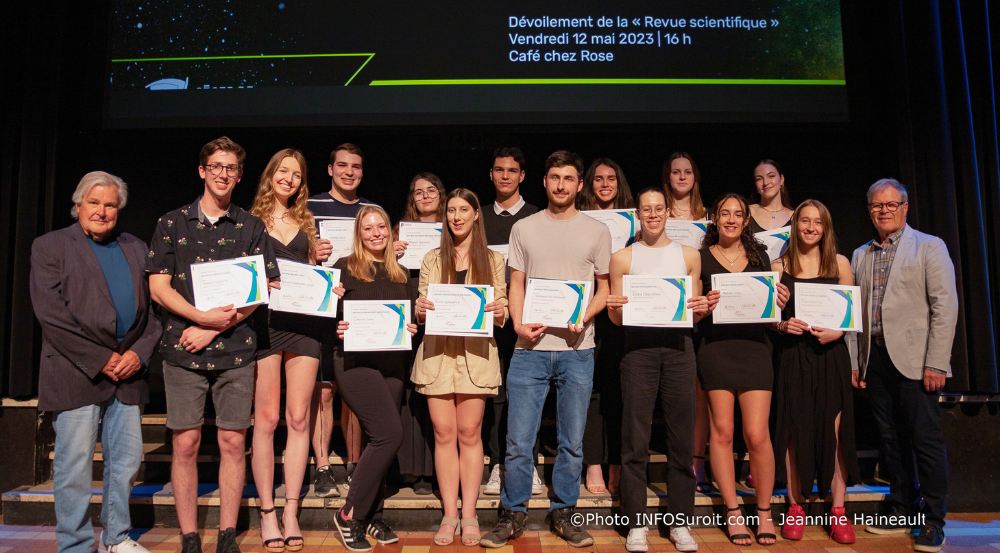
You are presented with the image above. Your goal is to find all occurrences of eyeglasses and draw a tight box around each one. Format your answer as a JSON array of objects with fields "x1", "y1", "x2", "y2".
[
  {"x1": 203, "y1": 164, "x2": 240, "y2": 177},
  {"x1": 639, "y1": 206, "x2": 667, "y2": 216},
  {"x1": 868, "y1": 201, "x2": 904, "y2": 213},
  {"x1": 414, "y1": 189, "x2": 439, "y2": 200}
]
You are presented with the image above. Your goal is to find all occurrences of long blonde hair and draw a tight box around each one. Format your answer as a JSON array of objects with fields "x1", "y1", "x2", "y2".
[
  {"x1": 781, "y1": 199, "x2": 840, "y2": 279},
  {"x1": 251, "y1": 149, "x2": 317, "y2": 256},
  {"x1": 347, "y1": 205, "x2": 409, "y2": 283},
  {"x1": 662, "y1": 152, "x2": 707, "y2": 220}
]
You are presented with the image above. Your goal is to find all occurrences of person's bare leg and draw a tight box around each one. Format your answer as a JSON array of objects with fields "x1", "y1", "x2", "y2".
[
  {"x1": 693, "y1": 378, "x2": 711, "y2": 488},
  {"x1": 831, "y1": 412, "x2": 847, "y2": 508},
  {"x1": 456, "y1": 395, "x2": 486, "y2": 544},
  {"x1": 785, "y1": 439, "x2": 803, "y2": 504},
  {"x1": 251, "y1": 354, "x2": 283, "y2": 544},
  {"x1": 311, "y1": 383, "x2": 335, "y2": 470},
  {"x1": 217, "y1": 428, "x2": 248, "y2": 530},
  {"x1": 738, "y1": 390, "x2": 775, "y2": 544},
  {"x1": 586, "y1": 463, "x2": 606, "y2": 493},
  {"x1": 171, "y1": 427, "x2": 202, "y2": 535},
  {"x1": 707, "y1": 389, "x2": 749, "y2": 546},
  {"x1": 428, "y1": 395, "x2": 460, "y2": 542},
  {"x1": 282, "y1": 353, "x2": 318, "y2": 545}
]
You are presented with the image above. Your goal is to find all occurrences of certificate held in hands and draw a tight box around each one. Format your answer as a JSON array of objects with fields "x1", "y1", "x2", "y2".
[
  {"x1": 270, "y1": 260, "x2": 341, "y2": 318},
  {"x1": 664, "y1": 220, "x2": 711, "y2": 250},
  {"x1": 425, "y1": 284, "x2": 494, "y2": 337},
  {"x1": 398, "y1": 222, "x2": 443, "y2": 270},
  {"x1": 754, "y1": 226, "x2": 792, "y2": 262},
  {"x1": 711, "y1": 271, "x2": 781, "y2": 324},
  {"x1": 793, "y1": 283, "x2": 862, "y2": 332},
  {"x1": 522, "y1": 278, "x2": 592, "y2": 328},
  {"x1": 319, "y1": 218, "x2": 355, "y2": 267},
  {"x1": 343, "y1": 300, "x2": 412, "y2": 351},
  {"x1": 622, "y1": 275, "x2": 693, "y2": 328},
  {"x1": 190, "y1": 255, "x2": 269, "y2": 310}
]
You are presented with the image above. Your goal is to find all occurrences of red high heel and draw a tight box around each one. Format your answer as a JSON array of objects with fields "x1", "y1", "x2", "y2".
[
  {"x1": 829, "y1": 507, "x2": 856, "y2": 544},
  {"x1": 782, "y1": 504, "x2": 805, "y2": 540}
]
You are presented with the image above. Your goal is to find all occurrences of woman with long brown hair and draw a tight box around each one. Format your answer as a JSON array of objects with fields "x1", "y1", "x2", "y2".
[
  {"x1": 332, "y1": 205, "x2": 419, "y2": 552},
  {"x1": 748, "y1": 159, "x2": 794, "y2": 233},
  {"x1": 392, "y1": 172, "x2": 447, "y2": 259},
  {"x1": 412, "y1": 188, "x2": 507, "y2": 546},
  {"x1": 771, "y1": 200, "x2": 860, "y2": 544},
  {"x1": 250, "y1": 148, "x2": 329, "y2": 552}
]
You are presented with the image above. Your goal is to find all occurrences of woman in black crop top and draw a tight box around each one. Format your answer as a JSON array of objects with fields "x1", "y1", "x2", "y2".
[{"x1": 748, "y1": 159, "x2": 794, "y2": 234}]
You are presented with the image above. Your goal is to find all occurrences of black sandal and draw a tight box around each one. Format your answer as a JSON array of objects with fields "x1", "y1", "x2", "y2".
[
  {"x1": 725, "y1": 506, "x2": 752, "y2": 545},
  {"x1": 693, "y1": 455, "x2": 715, "y2": 493},
  {"x1": 283, "y1": 497, "x2": 304, "y2": 552},
  {"x1": 260, "y1": 506, "x2": 285, "y2": 553},
  {"x1": 756, "y1": 506, "x2": 777, "y2": 545}
]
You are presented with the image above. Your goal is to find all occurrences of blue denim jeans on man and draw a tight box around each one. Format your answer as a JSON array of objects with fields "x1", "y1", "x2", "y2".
[
  {"x1": 52, "y1": 396, "x2": 143, "y2": 553},
  {"x1": 501, "y1": 348, "x2": 594, "y2": 512}
]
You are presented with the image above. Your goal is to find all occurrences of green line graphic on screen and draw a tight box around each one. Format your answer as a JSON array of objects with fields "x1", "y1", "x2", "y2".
[
  {"x1": 465, "y1": 287, "x2": 488, "y2": 331},
  {"x1": 665, "y1": 278, "x2": 688, "y2": 322},
  {"x1": 234, "y1": 261, "x2": 260, "y2": 303},
  {"x1": 833, "y1": 289, "x2": 853, "y2": 329},
  {"x1": 564, "y1": 283, "x2": 587, "y2": 325},
  {"x1": 386, "y1": 303, "x2": 407, "y2": 345},
  {"x1": 314, "y1": 270, "x2": 337, "y2": 313},
  {"x1": 751, "y1": 276, "x2": 776, "y2": 318},
  {"x1": 369, "y1": 78, "x2": 846, "y2": 86},
  {"x1": 618, "y1": 211, "x2": 638, "y2": 248}
]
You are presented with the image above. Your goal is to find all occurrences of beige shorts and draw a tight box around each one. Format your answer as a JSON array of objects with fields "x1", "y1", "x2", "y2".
[{"x1": 415, "y1": 362, "x2": 499, "y2": 397}]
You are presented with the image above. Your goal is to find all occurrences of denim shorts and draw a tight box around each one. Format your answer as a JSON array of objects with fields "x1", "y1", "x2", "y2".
[{"x1": 163, "y1": 361, "x2": 254, "y2": 430}]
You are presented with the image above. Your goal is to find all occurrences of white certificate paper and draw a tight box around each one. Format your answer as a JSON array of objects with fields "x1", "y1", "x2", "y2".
[
  {"x1": 343, "y1": 300, "x2": 412, "y2": 351},
  {"x1": 664, "y1": 220, "x2": 710, "y2": 250},
  {"x1": 521, "y1": 278, "x2": 592, "y2": 328},
  {"x1": 270, "y1": 260, "x2": 341, "y2": 318},
  {"x1": 581, "y1": 209, "x2": 638, "y2": 253},
  {"x1": 754, "y1": 226, "x2": 792, "y2": 262},
  {"x1": 319, "y1": 218, "x2": 355, "y2": 267},
  {"x1": 794, "y1": 283, "x2": 863, "y2": 332},
  {"x1": 487, "y1": 244, "x2": 509, "y2": 263},
  {"x1": 398, "y1": 222, "x2": 443, "y2": 270},
  {"x1": 425, "y1": 284, "x2": 495, "y2": 338},
  {"x1": 711, "y1": 271, "x2": 780, "y2": 324},
  {"x1": 190, "y1": 255, "x2": 269, "y2": 310},
  {"x1": 622, "y1": 275, "x2": 693, "y2": 328}
]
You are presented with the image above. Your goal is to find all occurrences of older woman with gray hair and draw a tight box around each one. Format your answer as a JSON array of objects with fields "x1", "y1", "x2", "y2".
[{"x1": 30, "y1": 171, "x2": 160, "y2": 553}]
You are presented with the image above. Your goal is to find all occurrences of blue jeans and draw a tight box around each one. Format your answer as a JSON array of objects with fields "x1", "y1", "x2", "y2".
[
  {"x1": 52, "y1": 397, "x2": 143, "y2": 553},
  {"x1": 501, "y1": 348, "x2": 594, "y2": 512}
]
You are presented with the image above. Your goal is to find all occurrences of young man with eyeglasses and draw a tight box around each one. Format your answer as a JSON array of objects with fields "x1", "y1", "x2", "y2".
[{"x1": 147, "y1": 137, "x2": 279, "y2": 553}]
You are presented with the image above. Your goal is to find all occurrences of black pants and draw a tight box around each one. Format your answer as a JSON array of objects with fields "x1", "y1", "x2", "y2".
[
  {"x1": 866, "y1": 343, "x2": 948, "y2": 527},
  {"x1": 334, "y1": 361, "x2": 404, "y2": 521},
  {"x1": 619, "y1": 333, "x2": 697, "y2": 528},
  {"x1": 583, "y1": 320, "x2": 624, "y2": 466}
]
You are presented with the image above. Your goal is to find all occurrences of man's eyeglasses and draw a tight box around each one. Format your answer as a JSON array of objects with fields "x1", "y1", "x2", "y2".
[
  {"x1": 868, "y1": 201, "x2": 904, "y2": 213},
  {"x1": 203, "y1": 164, "x2": 240, "y2": 177},
  {"x1": 414, "y1": 189, "x2": 439, "y2": 200},
  {"x1": 639, "y1": 206, "x2": 667, "y2": 216}
]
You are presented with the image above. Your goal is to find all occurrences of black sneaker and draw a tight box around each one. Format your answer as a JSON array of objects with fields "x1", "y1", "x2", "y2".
[
  {"x1": 366, "y1": 517, "x2": 400, "y2": 544},
  {"x1": 865, "y1": 505, "x2": 914, "y2": 534},
  {"x1": 551, "y1": 507, "x2": 594, "y2": 547},
  {"x1": 180, "y1": 532, "x2": 202, "y2": 553},
  {"x1": 217, "y1": 527, "x2": 241, "y2": 553},
  {"x1": 335, "y1": 508, "x2": 372, "y2": 552},
  {"x1": 314, "y1": 465, "x2": 341, "y2": 498},
  {"x1": 914, "y1": 524, "x2": 945, "y2": 553},
  {"x1": 480, "y1": 509, "x2": 527, "y2": 548}
]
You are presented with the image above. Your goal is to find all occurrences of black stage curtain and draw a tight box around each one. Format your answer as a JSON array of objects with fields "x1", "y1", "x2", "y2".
[{"x1": 891, "y1": 0, "x2": 1000, "y2": 393}]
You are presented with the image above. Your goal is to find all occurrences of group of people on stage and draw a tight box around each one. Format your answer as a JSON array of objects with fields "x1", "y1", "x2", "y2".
[{"x1": 31, "y1": 137, "x2": 958, "y2": 553}]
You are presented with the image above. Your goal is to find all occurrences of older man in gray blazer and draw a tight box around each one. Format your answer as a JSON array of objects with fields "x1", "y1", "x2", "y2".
[
  {"x1": 850, "y1": 178, "x2": 958, "y2": 553},
  {"x1": 30, "y1": 171, "x2": 160, "y2": 553}
]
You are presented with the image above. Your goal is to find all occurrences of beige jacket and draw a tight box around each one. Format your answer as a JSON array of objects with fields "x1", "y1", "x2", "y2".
[{"x1": 410, "y1": 248, "x2": 508, "y2": 388}]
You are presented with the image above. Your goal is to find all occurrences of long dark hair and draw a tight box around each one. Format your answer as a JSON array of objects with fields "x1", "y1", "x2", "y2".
[
  {"x1": 749, "y1": 159, "x2": 793, "y2": 209},
  {"x1": 577, "y1": 158, "x2": 635, "y2": 210},
  {"x1": 438, "y1": 189, "x2": 497, "y2": 286},
  {"x1": 401, "y1": 172, "x2": 446, "y2": 223},
  {"x1": 702, "y1": 193, "x2": 767, "y2": 269},
  {"x1": 662, "y1": 152, "x2": 707, "y2": 219}
]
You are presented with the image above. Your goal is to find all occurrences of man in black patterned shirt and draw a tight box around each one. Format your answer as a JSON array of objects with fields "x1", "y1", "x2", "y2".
[{"x1": 146, "y1": 137, "x2": 279, "y2": 553}]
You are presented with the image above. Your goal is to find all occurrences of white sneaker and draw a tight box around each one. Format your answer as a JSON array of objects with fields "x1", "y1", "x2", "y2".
[
  {"x1": 532, "y1": 467, "x2": 543, "y2": 495},
  {"x1": 670, "y1": 526, "x2": 698, "y2": 552},
  {"x1": 626, "y1": 527, "x2": 649, "y2": 552},
  {"x1": 484, "y1": 465, "x2": 503, "y2": 495},
  {"x1": 98, "y1": 532, "x2": 151, "y2": 553}
]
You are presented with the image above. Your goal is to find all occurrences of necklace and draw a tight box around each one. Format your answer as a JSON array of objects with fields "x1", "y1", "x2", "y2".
[
  {"x1": 715, "y1": 244, "x2": 743, "y2": 267},
  {"x1": 760, "y1": 203, "x2": 785, "y2": 220}
]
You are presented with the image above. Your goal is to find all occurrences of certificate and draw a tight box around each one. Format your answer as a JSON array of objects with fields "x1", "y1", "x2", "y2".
[
  {"x1": 398, "y1": 221, "x2": 443, "y2": 270},
  {"x1": 794, "y1": 283, "x2": 863, "y2": 332},
  {"x1": 343, "y1": 300, "x2": 412, "y2": 351},
  {"x1": 521, "y1": 278, "x2": 592, "y2": 328},
  {"x1": 581, "y1": 209, "x2": 638, "y2": 253},
  {"x1": 664, "y1": 220, "x2": 710, "y2": 249},
  {"x1": 425, "y1": 284, "x2": 495, "y2": 337},
  {"x1": 754, "y1": 226, "x2": 791, "y2": 263},
  {"x1": 622, "y1": 275, "x2": 693, "y2": 328},
  {"x1": 269, "y1": 260, "x2": 341, "y2": 318},
  {"x1": 487, "y1": 244, "x2": 509, "y2": 263},
  {"x1": 318, "y1": 218, "x2": 355, "y2": 267},
  {"x1": 190, "y1": 255, "x2": 269, "y2": 311},
  {"x1": 710, "y1": 271, "x2": 780, "y2": 324}
]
